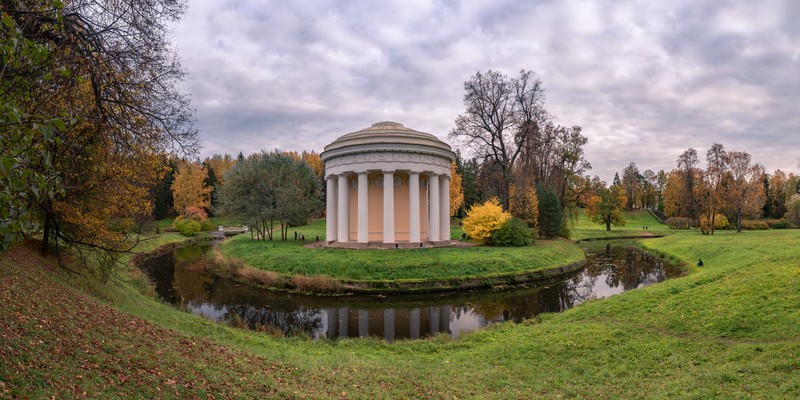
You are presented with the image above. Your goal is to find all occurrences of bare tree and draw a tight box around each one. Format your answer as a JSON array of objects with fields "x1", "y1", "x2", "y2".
[
  {"x1": 450, "y1": 70, "x2": 547, "y2": 208},
  {"x1": 676, "y1": 148, "x2": 701, "y2": 222},
  {"x1": 704, "y1": 143, "x2": 727, "y2": 234},
  {"x1": 641, "y1": 169, "x2": 657, "y2": 209},
  {"x1": 621, "y1": 162, "x2": 641, "y2": 210}
]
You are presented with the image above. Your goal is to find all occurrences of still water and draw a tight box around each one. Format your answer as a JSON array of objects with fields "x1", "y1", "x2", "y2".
[{"x1": 138, "y1": 241, "x2": 682, "y2": 341}]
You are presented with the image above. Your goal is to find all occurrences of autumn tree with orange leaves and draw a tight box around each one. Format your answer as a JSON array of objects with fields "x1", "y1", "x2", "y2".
[
  {"x1": 171, "y1": 163, "x2": 213, "y2": 215},
  {"x1": 450, "y1": 162, "x2": 464, "y2": 217}
]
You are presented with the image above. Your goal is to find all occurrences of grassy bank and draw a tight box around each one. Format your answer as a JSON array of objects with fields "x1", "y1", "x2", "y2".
[
  {"x1": 2, "y1": 225, "x2": 799, "y2": 397},
  {"x1": 571, "y1": 209, "x2": 670, "y2": 240},
  {"x1": 219, "y1": 219, "x2": 585, "y2": 291}
]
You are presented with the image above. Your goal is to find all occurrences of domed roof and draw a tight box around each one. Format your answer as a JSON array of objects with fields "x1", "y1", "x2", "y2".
[{"x1": 323, "y1": 121, "x2": 452, "y2": 154}]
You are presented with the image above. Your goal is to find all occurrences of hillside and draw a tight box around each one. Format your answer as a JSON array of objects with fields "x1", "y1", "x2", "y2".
[{"x1": 2, "y1": 228, "x2": 799, "y2": 398}]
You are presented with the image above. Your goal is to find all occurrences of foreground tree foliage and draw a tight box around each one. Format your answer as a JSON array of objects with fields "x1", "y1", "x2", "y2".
[
  {"x1": 0, "y1": 0, "x2": 197, "y2": 279},
  {"x1": 217, "y1": 151, "x2": 322, "y2": 241}
]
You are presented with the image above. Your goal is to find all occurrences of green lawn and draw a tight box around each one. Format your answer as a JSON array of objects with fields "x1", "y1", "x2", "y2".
[
  {"x1": 571, "y1": 208, "x2": 672, "y2": 240},
  {"x1": 220, "y1": 219, "x2": 584, "y2": 283},
  {"x1": 2, "y1": 222, "x2": 799, "y2": 397}
]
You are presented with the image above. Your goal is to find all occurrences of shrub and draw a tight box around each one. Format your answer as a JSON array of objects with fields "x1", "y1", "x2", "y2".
[
  {"x1": 666, "y1": 217, "x2": 693, "y2": 230},
  {"x1": 560, "y1": 224, "x2": 572, "y2": 239},
  {"x1": 785, "y1": 194, "x2": 800, "y2": 226},
  {"x1": 770, "y1": 220, "x2": 787, "y2": 229},
  {"x1": 490, "y1": 218, "x2": 534, "y2": 247},
  {"x1": 740, "y1": 220, "x2": 769, "y2": 230},
  {"x1": 200, "y1": 220, "x2": 216, "y2": 231},
  {"x1": 462, "y1": 197, "x2": 511, "y2": 244},
  {"x1": 174, "y1": 217, "x2": 201, "y2": 236}
]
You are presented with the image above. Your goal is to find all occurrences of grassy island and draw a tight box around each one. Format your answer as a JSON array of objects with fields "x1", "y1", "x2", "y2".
[{"x1": 217, "y1": 219, "x2": 586, "y2": 292}]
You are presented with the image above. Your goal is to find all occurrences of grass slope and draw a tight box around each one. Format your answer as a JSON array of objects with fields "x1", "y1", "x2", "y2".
[
  {"x1": 571, "y1": 209, "x2": 669, "y2": 240},
  {"x1": 1, "y1": 228, "x2": 799, "y2": 397},
  {"x1": 221, "y1": 219, "x2": 584, "y2": 282}
]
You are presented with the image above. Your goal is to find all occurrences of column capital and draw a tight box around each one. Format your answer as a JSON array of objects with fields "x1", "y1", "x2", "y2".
[
  {"x1": 355, "y1": 170, "x2": 369, "y2": 175},
  {"x1": 409, "y1": 170, "x2": 422, "y2": 175},
  {"x1": 382, "y1": 169, "x2": 395, "y2": 174}
]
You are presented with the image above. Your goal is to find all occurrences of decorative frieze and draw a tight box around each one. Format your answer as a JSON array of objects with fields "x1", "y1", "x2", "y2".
[{"x1": 325, "y1": 151, "x2": 451, "y2": 170}]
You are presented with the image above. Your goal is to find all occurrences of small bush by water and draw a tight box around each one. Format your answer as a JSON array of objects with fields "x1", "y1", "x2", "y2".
[{"x1": 490, "y1": 217, "x2": 534, "y2": 247}]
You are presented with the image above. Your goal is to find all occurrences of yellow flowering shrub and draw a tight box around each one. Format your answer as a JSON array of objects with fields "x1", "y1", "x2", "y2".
[{"x1": 462, "y1": 197, "x2": 511, "y2": 244}]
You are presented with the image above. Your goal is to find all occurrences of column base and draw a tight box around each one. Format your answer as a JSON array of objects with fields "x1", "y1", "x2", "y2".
[{"x1": 323, "y1": 240, "x2": 459, "y2": 249}]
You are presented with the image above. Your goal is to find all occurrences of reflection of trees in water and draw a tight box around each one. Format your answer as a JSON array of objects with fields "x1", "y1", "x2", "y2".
[
  {"x1": 226, "y1": 305, "x2": 325, "y2": 337},
  {"x1": 138, "y1": 252, "x2": 178, "y2": 303},
  {"x1": 581, "y1": 244, "x2": 674, "y2": 293},
  {"x1": 172, "y1": 255, "x2": 215, "y2": 303},
  {"x1": 141, "y1": 241, "x2": 681, "y2": 340},
  {"x1": 564, "y1": 270, "x2": 598, "y2": 306}
]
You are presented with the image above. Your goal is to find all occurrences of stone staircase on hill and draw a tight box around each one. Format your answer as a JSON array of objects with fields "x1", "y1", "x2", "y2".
[{"x1": 648, "y1": 208, "x2": 667, "y2": 224}]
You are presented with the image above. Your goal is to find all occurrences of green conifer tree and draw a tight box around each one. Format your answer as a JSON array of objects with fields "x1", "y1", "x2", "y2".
[{"x1": 536, "y1": 184, "x2": 562, "y2": 238}]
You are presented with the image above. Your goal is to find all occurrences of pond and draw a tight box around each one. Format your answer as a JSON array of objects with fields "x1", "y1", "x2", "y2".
[{"x1": 138, "y1": 240, "x2": 683, "y2": 341}]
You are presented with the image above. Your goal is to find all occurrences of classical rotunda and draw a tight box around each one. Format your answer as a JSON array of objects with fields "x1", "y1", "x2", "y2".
[{"x1": 320, "y1": 122, "x2": 455, "y2": 246}]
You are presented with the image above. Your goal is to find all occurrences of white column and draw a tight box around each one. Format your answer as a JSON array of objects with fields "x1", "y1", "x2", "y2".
[
  {"x1": 440, "y1": 175, "x2": 450, "y2": 241},
  {"x1": 383, "y1": 170, "x2": 395, "y2": 243},
  {"x1": 326, "y1": 176, "x2": 337, "y2": 243},
  {"x1": 357, "y1": 171, "x2": 369, "y2": 243},
  {"x1": 337, "y1": 174, "x2": 349, "y2": 242},
  {"x1": 429, "y1": 173, "x2": 440, "y2": 241},
  {"x1": 408, "y1": 171, "x2": 421, "y2": 243}
]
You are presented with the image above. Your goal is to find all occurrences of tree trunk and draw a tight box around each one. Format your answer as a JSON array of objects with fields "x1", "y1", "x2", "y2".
[
  {"x1": 606, "y1": 220, "x2": 611, "y2": 231},
  {"x1": 41, "y1": 211, "x2": 51, "y2": 256},
  {"x1": 710, "y1": 205, "x2": 716, "y2": 235},
  {"x1": 737, "y1": 206, "x2": 743, "y2": 233}
]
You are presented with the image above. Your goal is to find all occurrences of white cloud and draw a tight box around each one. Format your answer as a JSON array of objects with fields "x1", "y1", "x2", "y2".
[{"x1": 171, "y1": 0, "x2": 800, "y2": 181}]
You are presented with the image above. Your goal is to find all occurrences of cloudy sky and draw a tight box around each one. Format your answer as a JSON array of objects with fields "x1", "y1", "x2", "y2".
[{"x1": 172, "y1": 0, "x2": 799, "y2": 182}]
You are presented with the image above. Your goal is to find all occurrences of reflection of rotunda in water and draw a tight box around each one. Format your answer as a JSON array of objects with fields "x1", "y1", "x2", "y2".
[{"x1": 322, "y1": 305, "x2": 454, "y2": 341}]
